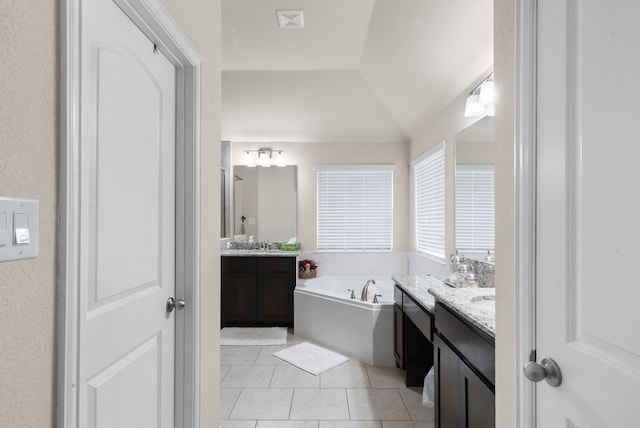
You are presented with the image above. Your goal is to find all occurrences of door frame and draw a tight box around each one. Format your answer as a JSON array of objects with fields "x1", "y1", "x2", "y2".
[
  {"x1": 57, "y1": 0, "x2": 202, "y2": 427},
  {"x1": 515, "y1": 0, "x2": 537, "y2": 427}
]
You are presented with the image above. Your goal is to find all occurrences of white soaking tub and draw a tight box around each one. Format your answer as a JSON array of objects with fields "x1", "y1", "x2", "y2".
[{"x1": 293, "y1": 276, "x2": 395, "y2": 366}]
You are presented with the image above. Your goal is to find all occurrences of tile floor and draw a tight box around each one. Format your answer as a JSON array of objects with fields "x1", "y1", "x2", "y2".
[{"x1": 220, "y1": 332, "x2": 434, "y2": 428}]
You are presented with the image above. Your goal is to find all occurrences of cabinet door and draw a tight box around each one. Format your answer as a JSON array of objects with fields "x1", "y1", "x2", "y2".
[
  {"x1": 435, "y1": 335, "x2": 463, "y2": 428},
  {"x1": 462, "y1": 363, "x2": 495, "y2": 428},
  {"x1": 257, "y1": 273, "x2": 294, "y2": 326},
  {"x1": 393, "y1": 304, "x2": 404, "y2": 369},
  {"x1": 435, "y1": 335, "x2": 495, "y2": 428},
  {"x1": 221, "y1": 272, "x2": 256, "y2": 326}
]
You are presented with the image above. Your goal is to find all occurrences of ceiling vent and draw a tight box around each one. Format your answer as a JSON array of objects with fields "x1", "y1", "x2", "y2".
[{"x1": 276, "y1": 9, "x2": 304, "y2": 28}]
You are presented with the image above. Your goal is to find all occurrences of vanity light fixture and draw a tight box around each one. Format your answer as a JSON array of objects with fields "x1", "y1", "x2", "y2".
[
  {"x1": 274, "y1": 150, "x2": 286, "y2": 167},
  {"x1": 478, "y1": 79, "x2": 495, "y2": 105},
  {"x1": 464, "y1": 73, "x2": 495, "y2": 117},
  {"x1": 258, "y1": 150, "x2": 271, "y2": 167},
  {"x1": 464, "y1": 94, "x2": 486, "y2": 117},
  {"x1": 243, "y1": 148, "x2": 286, "y2": 168},
  {"x1": 244, "y1": 150, "x2": 258, "y2": 167}
]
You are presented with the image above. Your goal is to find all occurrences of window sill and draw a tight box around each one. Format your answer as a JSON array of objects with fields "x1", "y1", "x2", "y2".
[{"x1": 413, "y1": 251, "x2": 447, "y2": 265}]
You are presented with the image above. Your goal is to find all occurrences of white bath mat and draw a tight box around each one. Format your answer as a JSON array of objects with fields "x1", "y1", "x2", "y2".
[
  {"x1": 220, "y1": 327, "x2": 288, "y2": 346},
  {"x1": 272, "y1": 342, "x2": 348, "y2": 375}
]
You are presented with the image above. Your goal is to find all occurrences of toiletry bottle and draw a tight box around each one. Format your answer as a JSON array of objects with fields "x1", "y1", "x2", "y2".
[{"x1": 247, "y1": 236, "x2": 254, "y2": 250}]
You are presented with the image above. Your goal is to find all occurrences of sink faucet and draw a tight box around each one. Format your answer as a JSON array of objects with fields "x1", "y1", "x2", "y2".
[{"x1": 361, "y1": 279, "x2": 376, "y2": 301}]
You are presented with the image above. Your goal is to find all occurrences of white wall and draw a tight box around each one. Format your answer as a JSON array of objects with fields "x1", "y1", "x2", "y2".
[
  {"x1": 0, "y1": 1, "x2": 222, "y2": 426},
  {"x1": 456, "y1": 140, "x2": 494, "y2": 164},
  {"x1": 231, "y1": 141, "x2": 411, "y2": 252},
  {"x1": 298, "y1": 251, "x2": 409, "y2": 278},
  {"x1": 408, "y1": 253, "x2": 450, "y2": 278}
]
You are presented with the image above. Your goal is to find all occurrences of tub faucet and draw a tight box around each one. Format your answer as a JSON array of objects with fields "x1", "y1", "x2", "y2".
[{"x1": 361, "y1": 279, "x2": 376, "y2": 301}]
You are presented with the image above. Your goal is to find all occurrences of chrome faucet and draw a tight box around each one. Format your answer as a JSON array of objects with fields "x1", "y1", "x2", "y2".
[{"x1": 360, "y1": 279, "x2": 376, "y2": 301}]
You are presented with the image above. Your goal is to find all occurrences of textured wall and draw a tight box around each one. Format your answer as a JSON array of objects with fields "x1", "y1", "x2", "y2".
[
  {"x1": 0, "y1": 0, "x2": 222, "y2": 426},
  {"x1": 0, "y1": 0, "x2": 58, "y2": 426},
  {"x1": 494, "y1": 0, "x2": 516, "y2": 426}
]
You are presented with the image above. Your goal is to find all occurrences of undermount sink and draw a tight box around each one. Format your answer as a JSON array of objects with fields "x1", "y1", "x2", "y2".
[{"x1": 470, "y1": 295, "x2": 496, "y2": 312}]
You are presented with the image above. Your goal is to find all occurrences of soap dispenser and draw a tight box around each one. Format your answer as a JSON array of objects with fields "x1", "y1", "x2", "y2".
[{"x1": 247, "y1": 236, "x2": 255, "y2": 250}]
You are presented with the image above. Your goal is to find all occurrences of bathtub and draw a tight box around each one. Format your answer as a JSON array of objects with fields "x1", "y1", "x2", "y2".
[{"x1": 294, "y1": 276, "x2": 395, "y2": 366}]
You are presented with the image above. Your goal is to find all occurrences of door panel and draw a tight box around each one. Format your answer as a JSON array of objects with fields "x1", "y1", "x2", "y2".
[
  {"x1": 222, "y1": 273, "x2": 257, "y2": 324},
  {"x1": 258, "y1": 273, "x2": 293, "y2": 322},
  {"x1": 92, "y1": 45, "x2": 163, "y2": 302},
  {"x1": 87, "y1": 335, "x2": 161, "y2": 427},
  {"x1": 435, "y1": 337, "x2": 462, "y2": 428},
  {"x1": 79, "y1": 0, "x2": 177, "y2": 426},
  {"x1": 463, "y1": 364, "x2": 494, "y2": 428},
  {"x1": 536, "y1": 0, "x2": 640, "y2": 425}
]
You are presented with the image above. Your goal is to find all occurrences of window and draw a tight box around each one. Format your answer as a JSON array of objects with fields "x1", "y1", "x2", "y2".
[
  {"x1": 414, "y1": 141, "x2": 445, "y2": 259},
  {"x1": 317, "y1": 165, "x2": 394, "y2": 251},
  {"x1": 455, "y1": 164, "x2": 495, "y2": 251}
]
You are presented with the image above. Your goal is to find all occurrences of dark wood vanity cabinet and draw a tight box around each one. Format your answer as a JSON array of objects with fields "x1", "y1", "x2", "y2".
[
  {"x1": 393, "y1": 303, "x2": 405, "y2": 368},
  {"x1": 434, "y1": 302, "x2": 495, "y2": 428},
  {"x1": 221, "y1": 256, "x2": 296, "y2": 327},
  {"x1": 394, "y1": 284, "x2": 434, "y2": 387}
]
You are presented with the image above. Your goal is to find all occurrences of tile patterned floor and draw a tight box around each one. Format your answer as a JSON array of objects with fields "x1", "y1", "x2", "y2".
[{"x1": 220, "y1": 332, "x2": 434, "y2": 428}]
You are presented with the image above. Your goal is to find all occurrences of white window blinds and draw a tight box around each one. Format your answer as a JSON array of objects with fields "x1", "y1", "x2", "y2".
[
  {"x1": 317, "y1": 165, "x2": 394, "y2": 251},
  {"x1": 455, "y1": 164, "x2": 495, "y2": 251},
  {"x1": 413, "y1": 141, "x2": 446, "y2": 259}
]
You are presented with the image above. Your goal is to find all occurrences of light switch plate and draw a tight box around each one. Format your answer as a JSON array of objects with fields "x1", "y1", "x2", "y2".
[{"x1": 0, "y1": 197, "x2": 39, "y2": 262}]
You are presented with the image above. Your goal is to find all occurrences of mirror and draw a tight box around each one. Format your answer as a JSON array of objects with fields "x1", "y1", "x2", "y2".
[
  {"x1": 233, "y1": 165, "x2": 297, "y2": 243},
  {"x1": 454, "y1": 116, "x2": 495, "y2": 261}
]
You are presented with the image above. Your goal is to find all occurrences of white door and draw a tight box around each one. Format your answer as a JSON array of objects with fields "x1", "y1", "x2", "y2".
[
  {"x1": 535, "y1": 0, "x2": 640, "y2": 425},
  {"x1": 78, "y1": 0, "x2": 177, "y2": 426}
]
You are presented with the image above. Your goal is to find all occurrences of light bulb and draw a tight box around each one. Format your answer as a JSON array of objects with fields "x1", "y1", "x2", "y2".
[
  {"x1": 464, "y1": 94, "x2": 485, "y2": 117},
  {"x1": 479, "y1": 80, "x2": 495, "y2": 105},
  {"x1": 274, "y1": 151, "x2": 286, "y2": 167}
]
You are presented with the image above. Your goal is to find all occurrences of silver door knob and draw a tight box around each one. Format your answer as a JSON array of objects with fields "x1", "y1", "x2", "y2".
[
  {"x1": 166, "y1": 297, "x2": 186, "y2": 313},
  {"x1": 523, "y1": 357, "x2": 562, "y2": 387}
]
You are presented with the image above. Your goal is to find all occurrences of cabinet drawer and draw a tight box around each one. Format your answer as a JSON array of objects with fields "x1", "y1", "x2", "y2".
[
  {"x1": 394, "y1": 285, "x2": 404, "y2": 308},
  {"x1": 404, "y1": 294, "x2": 433, "y2": 341},
  {"x1": 435, "y1": 302, "x2": 495, "y2": 385},
  {"x1": 222, "y1": 257, "x2": 257, "y2": 273},
  {"x1": 257, "y1": 257, "x2": 295, "y2": 273}
]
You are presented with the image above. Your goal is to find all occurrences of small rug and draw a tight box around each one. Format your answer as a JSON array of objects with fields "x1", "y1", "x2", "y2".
[
  {"x1": 220, "y1": 327, "x2": 288, "y2": 346},
  {"x1": 272, "y1": 342, "x2": 348, "y2": 375}
]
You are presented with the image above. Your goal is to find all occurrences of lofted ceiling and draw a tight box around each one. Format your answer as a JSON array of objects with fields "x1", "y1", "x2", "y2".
[{"x1": 222, "y1": 0, "x2": 493, "y2": 144}]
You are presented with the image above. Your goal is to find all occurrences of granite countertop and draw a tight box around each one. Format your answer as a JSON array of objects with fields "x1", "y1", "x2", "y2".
[
  {"x1": 392, "y1": 275, "x2": 495, "y2": 338},
  {"x1": 429, "y1": 285, "x2": 495, "y2": 338},
  {"x1": 392, "y1": 275, "x2": 440, "y2": 312},
  {"x1": 221, "y1": 249, "x2": 301, "y2": 257}
]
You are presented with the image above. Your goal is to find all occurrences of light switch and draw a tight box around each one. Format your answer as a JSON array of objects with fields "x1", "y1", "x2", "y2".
[
  {"x1": 14, "y1": 212, "x2": 30, "y2": 245},
  {"x1": 0, "y1": 197, "x2": 38, "y2": 262}
]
